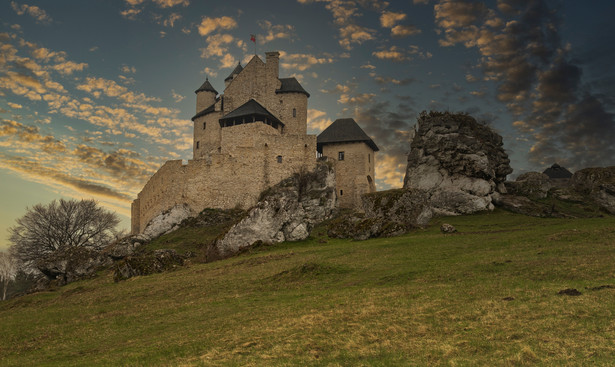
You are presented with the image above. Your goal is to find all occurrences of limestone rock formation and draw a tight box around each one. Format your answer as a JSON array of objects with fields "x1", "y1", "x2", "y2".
[
  {"x1": 142, "y1": 204, "x2": 192, "y2": 239},
  {"x1": 211, "y1": 162, "x2": 336, "y2": 260},
  {"x1": 328, "y1": 189, "x2": 433, "y2": 240},
  {"x1": 571, "y1": 166, "x2": 615, "y2": 214},
  {"x1": 104, "y1": 234, "x2": 150, "y2": 260},
  {"x1": 113, "y1": 249, "x2": 185, "y2": 282},
  {"x1": 505, "y1": 172, "x2": 552, "y2": 199},
  {"x1": 403, "y1": 111, "x2": 513, "y2": 215}
]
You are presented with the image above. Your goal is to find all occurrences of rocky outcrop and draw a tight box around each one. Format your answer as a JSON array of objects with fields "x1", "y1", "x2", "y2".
[
  {"x1": 403, "y1": 111, "x2": 512, "y2": 215},
  {"x1": 36, "y1": 247, "x2": 113, "y2": 287},
  {"x1": 113, "y1": 249, "x2": 185, "y2": 282},
  {"x1": 142, "y1": 204, "x2": 192, "y2": 239},
  {"x1": 104, "y1": 234, "x2": 150, "y2": 260},
  {"x1": 505, "y1": 172, "x2": 552, "y2": 199},
  {"x1": 328, "y1": 189, "x2": 433, "y2": 240},
  {"x1": 211, "y1": 162, "x2": 336, "y2": 260},
  {"x1": 571, "y1": 166, "x2": 615, "y2": 214}
]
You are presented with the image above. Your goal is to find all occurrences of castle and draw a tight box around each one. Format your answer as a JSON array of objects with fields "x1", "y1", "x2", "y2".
[{"x1": 131, "y1": 52, "x2": 378, "y2": 234}]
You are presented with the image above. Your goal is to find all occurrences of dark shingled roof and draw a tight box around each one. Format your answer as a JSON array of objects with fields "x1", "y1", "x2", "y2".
[
  {"x1": 191, "y1": 101, "x2": 217, "y2": 121},
  {"x1": 219, "y1": 99, "x2": 283, "y2": 126},
  {"x1": 543, "y1": 163, "x2": 572, "y2": 179},
  {"x1": 195, "y1": 78, "x2": 218, "y2": 94},
  {"x1": 224, "y1": 62, "x2": 243, "y2": 81},
  {"x1": 276, "y1": 77, "x2": 310, "y2": 97},
  {"x1": 317, "y1": 118, "x2": 379, "y2": 152}
]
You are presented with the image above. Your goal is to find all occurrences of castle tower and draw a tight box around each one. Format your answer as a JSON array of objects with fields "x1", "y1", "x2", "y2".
[
  {"x1": 317, "y1": 118, "x2": 379, "y2": 208},
  {"x1": 195, "y1": 77, "x2": 218, "y2": 114}
]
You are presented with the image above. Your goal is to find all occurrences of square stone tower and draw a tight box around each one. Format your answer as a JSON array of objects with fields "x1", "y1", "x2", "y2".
[{"x1": 317, "y1": 118, "x2": 378, "y2": 208}]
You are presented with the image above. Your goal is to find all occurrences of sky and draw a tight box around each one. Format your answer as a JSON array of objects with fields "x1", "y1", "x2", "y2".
[{"x1": 1, "y1": 0, "x2": 615, "y2": 250}]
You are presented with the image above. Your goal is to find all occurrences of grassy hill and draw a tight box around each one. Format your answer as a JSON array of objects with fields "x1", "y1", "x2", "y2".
[{"x1": 1, "y1": 210, "x2": 614, "y2": 366}]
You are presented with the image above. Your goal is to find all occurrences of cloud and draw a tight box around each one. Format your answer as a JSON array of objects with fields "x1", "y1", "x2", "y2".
[
  {"x1": 198, "y1": 16, "x2": 237, "y2": 36},
  {"x1": 279, "y1": 51, "x2": 334, "y2": 71},
  {"x1": 307, "y1": 109, "x2": 332, "y2": 133},
  {"x1": 10, "y1": 2, "x2": 52, "y2": 24},
  {"x1": 258, "y1": 21, "x2": 295, "y2": 43},
  {"x1": 391, "y1": 25, "x2": 421, "y2": 37},
  {"x1": 171, "y1": 89, "x2": 185, "y2": 103},
  {"x1": 299, "y1": 0, "x2": 377, "y2": 50},
  {"x1": 372, "y1": 45, "x2": 432, "y2": 62},
  {"x1": 162, "y1": 12, "x2": 182, "y2": 27},
  {"x1": 434, "y1": 0, "x2": 615, "y2": 170},
  {"x1": 121, "y1": 65, "x2": 137, "y2": 74},
  {"x1": 153, "y1": 0, "x2": 189, "y2": 7},
  {"x1": 52, "y1": 60, "x2": 88, "y2": 75},
  {"x1": 380, "y1": 11, "x2": 406, "y2": 28},
  {"x1": 7, "y1": 102, "x2": 22, "y2": 109},
  {"x1": 0, "y1": 119, "x2": 66, "y2": 153}
]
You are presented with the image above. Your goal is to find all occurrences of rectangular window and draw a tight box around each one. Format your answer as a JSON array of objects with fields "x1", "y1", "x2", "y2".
[
  {"x1": 292, "y1": 108, "x2": 297, "y2": 118},
  {"x1": 203, "y1": 122, "x2": 206, "y2": 129},
  {"x1": 340, "y1": 189, "x2": 343, "y2": 196},
  {"x1": 338, "y1": 151, "x2": 344, "y2": 161},
  {"x1": 196, "y1": 141, "x2": 200, "y2": 149},
  {"x1": 277, "y1": 155, "x2": 283, "y2": 163}
]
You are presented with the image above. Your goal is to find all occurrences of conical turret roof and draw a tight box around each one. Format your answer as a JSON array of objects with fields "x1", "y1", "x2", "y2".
[{"x1": 195, "y1": 77, "x2": 218, "y2": 94}]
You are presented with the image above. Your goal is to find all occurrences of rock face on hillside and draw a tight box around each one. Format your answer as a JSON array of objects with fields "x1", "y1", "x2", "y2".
[
  {"x1": 571, "y1": 166, "x2": 615, "y2": 214},
  {"x1": 142, "y1": 204, "x2": 192, "y2": 239},
  {"x1": 505, "y1": 172, "x2": 552, "y2": 199},
  {"x1": 403, "y1": 111, "x2": 512, "y2": 215},
  {"x1": 328, "y1": 189, "x2": 433, "y2": 240},
  {"x1": 211, "y1": 162, "x2": 337, "y2": 260}
]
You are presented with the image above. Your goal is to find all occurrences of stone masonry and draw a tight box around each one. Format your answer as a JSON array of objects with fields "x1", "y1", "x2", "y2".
[{"x1": 131, "y1": 52, "x2": 378, "y2": 234}]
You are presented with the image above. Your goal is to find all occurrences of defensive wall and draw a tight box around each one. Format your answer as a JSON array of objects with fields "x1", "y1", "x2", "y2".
[{"x1": 132, "y1": 122, "x2": 316, "y2": 234}]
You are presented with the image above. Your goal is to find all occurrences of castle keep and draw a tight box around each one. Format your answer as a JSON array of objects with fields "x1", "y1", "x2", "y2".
[{"x1": 131, "y1": 52, "x2": 378, "y2": 234}]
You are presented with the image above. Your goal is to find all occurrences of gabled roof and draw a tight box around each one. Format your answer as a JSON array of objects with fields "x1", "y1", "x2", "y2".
[
  {"x1": 219, "y1": 99, "x2": 283, "y2": 126},
  {"x1": 276, "y1": 77, "x2": 310, "y2": 97},
  {"x1": 543, "y1": 163, "x2": 572, "y2": 179},
  {"x1": 195, "y1": 78, "x2": 218, "y2": 94},
  {"x1": 317, "y1": 118, "x2": 379, "y2": 152},
  {"x1": 224, "y1": 62, "x2": 243, "y2": 81}
]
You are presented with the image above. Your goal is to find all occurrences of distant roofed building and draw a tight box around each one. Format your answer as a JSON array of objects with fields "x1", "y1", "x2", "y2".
[{"x1": 543, "y1": 163, "x2": 573, "y2": 187}]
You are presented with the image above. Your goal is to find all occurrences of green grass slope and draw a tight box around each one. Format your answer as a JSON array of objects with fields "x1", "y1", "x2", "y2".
[{"x1": 1, "y1": 210, "x2": 614, "y2": 366}]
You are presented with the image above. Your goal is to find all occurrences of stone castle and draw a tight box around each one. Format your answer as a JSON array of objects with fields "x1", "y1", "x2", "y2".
[{"x1": 131, "y1": 51, "x2": 378, "y2": 234}]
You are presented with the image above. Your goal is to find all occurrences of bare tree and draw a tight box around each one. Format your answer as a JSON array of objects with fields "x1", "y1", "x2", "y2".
[
  {"x1": 0, "y1": 252, "x2": 17, "y2": 300},
  {"x1": 8, "y1": 199, "x2": 120, "y2": 269}
]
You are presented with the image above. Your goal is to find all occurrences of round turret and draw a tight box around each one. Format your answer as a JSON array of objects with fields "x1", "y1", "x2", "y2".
[{"x1": 195, "y1": 77, "x2": 217, "y2": 114}]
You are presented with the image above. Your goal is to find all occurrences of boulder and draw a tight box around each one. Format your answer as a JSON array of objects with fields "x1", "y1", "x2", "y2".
[
  {"x1": 571, "y1": 167, "x2": 615, "y2": 214},
  {"x1": 440, "y1": 223, "x2": 457, "y2": 233},
  {"x1": 211, "y1": 162, "x2": 337, "y2": 260},
  {"x1": 103, "y1": 234, "x2": 150, "y2": 260},
  {"x1": 505, "y1": 172, "x2": 552, "y2": 199},
  {"x1": 403, "y1": 111, "x2": 513, "y2": 215},
  {"x1": 142, "y1": 204, "x2": 192, "y2": 239},
  {"x1": 328, "y1": 189, "x2": 433, "y2": 240}
]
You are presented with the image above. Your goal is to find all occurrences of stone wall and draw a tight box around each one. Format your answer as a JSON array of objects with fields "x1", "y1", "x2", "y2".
[
  {"x1": 132, "y1": 122, "x2": 316, "y2": 234},
  {"x1": 322, "y1": 142, "x2": 376, "y2": 208}
]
